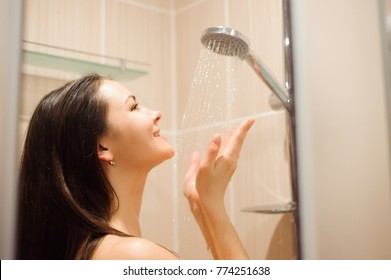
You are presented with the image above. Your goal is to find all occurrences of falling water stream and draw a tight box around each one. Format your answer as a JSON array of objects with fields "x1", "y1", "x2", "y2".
[
  {"x1": 177, "y1": 39, "x2": 246, "y2": 159},
  {"x1": 176, "y1": 39, "x2": 247, "y2": 257}
]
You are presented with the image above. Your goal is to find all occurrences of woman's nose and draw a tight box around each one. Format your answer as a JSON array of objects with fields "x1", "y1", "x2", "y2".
[{"x1": 151, "y1": 110, "x2": 162, "y2": 124}]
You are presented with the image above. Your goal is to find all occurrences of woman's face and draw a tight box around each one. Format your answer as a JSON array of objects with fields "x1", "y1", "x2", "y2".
[{"x1": 97, "y1": 80, "x2": 174, "y2": 171}]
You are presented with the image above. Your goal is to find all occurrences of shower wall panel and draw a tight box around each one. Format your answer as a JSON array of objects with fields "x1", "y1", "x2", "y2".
[{"x1": 175, "y1": 0, "x2": 295, "y2": 259}]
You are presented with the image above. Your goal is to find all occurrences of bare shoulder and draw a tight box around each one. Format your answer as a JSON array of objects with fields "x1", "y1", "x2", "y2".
[{"x1": 92, "y1": 235, "x2": 179, "y2": 260}]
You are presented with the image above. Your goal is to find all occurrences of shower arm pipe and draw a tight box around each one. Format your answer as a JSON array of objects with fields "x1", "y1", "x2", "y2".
[{"x1": 245, "y1": 51, "x2": 292, "y2": 112}]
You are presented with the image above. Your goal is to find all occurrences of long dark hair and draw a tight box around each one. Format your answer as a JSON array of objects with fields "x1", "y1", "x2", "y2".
[{"x1": 17, "y1": 74, "x2": 127, "y2": 259}]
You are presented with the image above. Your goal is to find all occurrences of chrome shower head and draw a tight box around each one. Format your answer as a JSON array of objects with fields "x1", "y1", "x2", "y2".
[
  {"x1": 200, "y1": 25, "x2": 291, "y2": 112},
  {"x1": 201, "y1": 26, "x2": 250, "y2": 60}
]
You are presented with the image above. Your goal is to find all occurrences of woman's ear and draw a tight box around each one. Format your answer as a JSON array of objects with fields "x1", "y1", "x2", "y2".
[{"x1": 97, "y1": 143, "x2": 113, "y2": 162}]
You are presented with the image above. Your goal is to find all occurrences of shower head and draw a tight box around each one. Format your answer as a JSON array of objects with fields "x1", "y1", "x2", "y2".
[
  {"x1": 200, "y1": 26, "x2": 291, "y2": 112},
  {"x1": 201, "y1": 26, "x2": 250, "y2": 60}
]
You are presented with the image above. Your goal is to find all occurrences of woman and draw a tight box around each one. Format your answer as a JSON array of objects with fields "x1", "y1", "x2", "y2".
[{"x1": 16, "y1": 73, "x2": 254, "y2": 260}]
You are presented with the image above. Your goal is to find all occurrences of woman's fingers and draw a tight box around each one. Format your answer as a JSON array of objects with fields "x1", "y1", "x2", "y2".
[
  {"x1": 183, "y1": 151, "x2": 201, "y2": 197},
  {"x1": 184, "y1": 119, "x2": 254, "y2": 200},
  {"x1": 219, "y1": 129, "x2": 234, "y2": 156},
  {"x1": 199, "y1": 134, "x2": 221, "y2": 172},
  {"x1": 222, "y1": 119, "x2": 255, "y2": 160}
]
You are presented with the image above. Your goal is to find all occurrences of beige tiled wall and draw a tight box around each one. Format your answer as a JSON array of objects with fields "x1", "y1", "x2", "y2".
[
  {"x1": 23, "y1": 0, "x2": 101, "y2": 53},
  {"x1": 20, "y1": 0, "x2": 295, "y2": 259},
  {"x1": 104, "y1": 0, "x2": 174, "y2": 130}
]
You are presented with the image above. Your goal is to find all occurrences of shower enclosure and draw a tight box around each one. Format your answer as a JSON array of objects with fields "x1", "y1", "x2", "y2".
[
  {"x1": 14, "y1": 0, "x2": 297, "y2": 259},
  {"x1": 2, "y1": 0, "x2": 391, "y2": 260}
]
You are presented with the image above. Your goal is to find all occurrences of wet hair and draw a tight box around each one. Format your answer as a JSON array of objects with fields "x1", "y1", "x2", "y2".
[{"x1": 16, "y1": 73, "x2": 128, "y2": 259}]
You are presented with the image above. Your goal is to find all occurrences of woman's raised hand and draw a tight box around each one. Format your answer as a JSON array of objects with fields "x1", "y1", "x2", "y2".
[
  {"x1": 183, "y1": 118, "x2": 255, "y2": 212},
  {"x1": 183, "y1": 119, "x2": 254, "y2": 259}
]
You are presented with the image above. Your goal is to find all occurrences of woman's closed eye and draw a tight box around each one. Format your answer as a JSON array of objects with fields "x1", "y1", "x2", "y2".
[{"x1": 130, "y1": 102, "x2": 140, "y2": 111}]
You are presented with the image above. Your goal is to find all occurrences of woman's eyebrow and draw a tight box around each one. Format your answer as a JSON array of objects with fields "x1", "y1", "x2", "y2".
[{"x1": 124, "y1": 95, "x2": 136, "y2": 104}]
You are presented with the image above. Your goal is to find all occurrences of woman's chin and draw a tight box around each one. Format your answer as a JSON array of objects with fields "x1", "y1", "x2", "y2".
[
  {"x1": 166, "y1": 146, "x2": 175, "y2": 159},
  {"x1": 157, "y1": 144, "x2": 175, "y2": 163}
]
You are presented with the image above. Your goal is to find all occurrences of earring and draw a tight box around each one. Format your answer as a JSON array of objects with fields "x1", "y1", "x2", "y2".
[{"x1": 109, "y1": 160, "x2": 116, "y2": 166}]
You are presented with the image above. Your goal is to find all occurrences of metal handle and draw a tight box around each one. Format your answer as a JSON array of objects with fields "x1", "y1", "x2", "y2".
[{"x1": 245, "y1": 50, "x2": 292, "y2": 112}]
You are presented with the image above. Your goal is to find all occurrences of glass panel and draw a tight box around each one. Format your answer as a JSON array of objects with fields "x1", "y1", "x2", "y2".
[{"x1": 22, "y1": 41, "x2": 148, "y2": 81}]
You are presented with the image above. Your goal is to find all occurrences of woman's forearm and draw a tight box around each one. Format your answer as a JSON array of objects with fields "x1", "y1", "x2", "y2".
[
  {"x1": 184, "y1": 119, "x2": 254, "y2": 260},
  {"x1": 188, "y1": 201, "x2": 218, "y2": 258},
  {"x1": 198, "y1": 201, "x2": 249, "y2": 260}
]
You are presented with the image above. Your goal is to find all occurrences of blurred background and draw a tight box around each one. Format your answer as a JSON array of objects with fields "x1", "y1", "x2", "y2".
[{"x1": 1, "y1": 0, "x2": 391, "y2": 259}]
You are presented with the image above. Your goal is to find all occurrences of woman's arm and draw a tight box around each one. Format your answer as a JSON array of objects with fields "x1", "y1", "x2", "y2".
[{"x1": 183, "y1": 119, "x2": 255, "y2": 259}]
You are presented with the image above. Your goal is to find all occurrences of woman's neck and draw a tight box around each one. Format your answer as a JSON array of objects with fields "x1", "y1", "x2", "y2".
[{"x1": 106, "y1": 166, "x2": 150, "y2": 237}]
